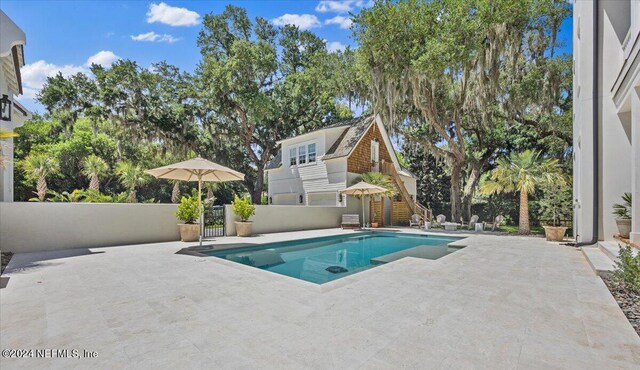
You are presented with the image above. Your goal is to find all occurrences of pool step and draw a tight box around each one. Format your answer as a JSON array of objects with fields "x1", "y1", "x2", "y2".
[
  {"x1": 581, "y1": 246, "x2": 616, "y2": 277},
  {"x1": 370, "y1": 245, "x2": 456, "y2": 265}
]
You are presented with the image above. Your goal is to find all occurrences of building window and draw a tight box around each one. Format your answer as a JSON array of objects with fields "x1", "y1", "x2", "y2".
[
  {"x1": 289, "y1": 147, "x2": 297, "y2": 166},
  {"x1": 308, "y1": 143, "x2": 316, "y2": 163},
  {"x1": 298, "y1": 145, "x2": 307, "y2": 164}
]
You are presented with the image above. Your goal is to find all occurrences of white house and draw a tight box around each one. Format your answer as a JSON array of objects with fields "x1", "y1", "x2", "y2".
[
  {"x1": 573, "y1": 0, "x2": 640, "y2": 244},
  {"x1": 265, "y1": 115, "x2": 426, "y2": 226},
  {"x1": 0, "y1": 10, "x2": 31, "y2": 202}
]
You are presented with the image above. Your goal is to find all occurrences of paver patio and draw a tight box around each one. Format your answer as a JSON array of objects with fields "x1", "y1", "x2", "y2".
[{"x1": 1, "y1": 230, "x2": 639, "y2": 369}]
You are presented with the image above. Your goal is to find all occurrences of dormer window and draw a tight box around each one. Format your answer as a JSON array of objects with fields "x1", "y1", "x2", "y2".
[
  {"x1": 308, "y1": 143, "x2": 316, "y2": 163},
  {"x1": 298, "y1": 145, "x2": 307, "y2": 164},
  {"x1": 289, "y1": 147, "x2": 297, "y2": 166}
]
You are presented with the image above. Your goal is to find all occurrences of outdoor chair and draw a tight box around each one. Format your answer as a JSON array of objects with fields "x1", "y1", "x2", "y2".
[
  {"x1": 485, "y1": 215, "x2": 504, "y2": 231},
  {"x1": 341, "y1": 214, "x2": 361, "y2": 229},
  {"x1": 435, "y1": 214, "x2": 446, "y2": 227},
  {"x1": 409, "y1": 214, "x2": 422, "y2": 228},
  {"x1": 467, "y1": 215, "x2": 479, "y2": 230}
]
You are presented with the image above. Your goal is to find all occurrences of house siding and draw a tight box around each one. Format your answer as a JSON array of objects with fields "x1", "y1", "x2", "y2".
[{"x1": 347, "y1": 123, "x2": 393, "y2": 174}]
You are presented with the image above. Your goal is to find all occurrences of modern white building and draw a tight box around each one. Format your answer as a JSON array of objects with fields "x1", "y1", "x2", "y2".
[
  {"x1": 0, "y1": 10, "x2": 31, "y2": 202},
  {"x1": 265, "y1": 115, "x2": 425, "y2": 226},
  {"x1": 573, "y1": 0, "x2": 640, "y2": 243}
]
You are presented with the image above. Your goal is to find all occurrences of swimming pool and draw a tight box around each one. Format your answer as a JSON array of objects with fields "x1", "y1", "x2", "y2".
[{"x1": 205, "y1": 232, "x2": 463, "y2": 284}]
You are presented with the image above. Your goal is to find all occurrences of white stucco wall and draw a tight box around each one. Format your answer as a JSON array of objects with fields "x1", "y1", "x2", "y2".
[
  {"x1": 0, "y1": 203, "x2": 180, "y2": 253},
  {"x1": 573, "y1": 0, "x2": 640, "y2": 242},
  {"x1": 224, "y1": 203, "x2": 362, "y2": 236}
]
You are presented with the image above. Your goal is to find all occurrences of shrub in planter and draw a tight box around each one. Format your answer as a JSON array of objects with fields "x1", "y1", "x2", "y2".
[
  {"x1": 176, "y1": 196, "x2": 200, "y2": 242},
  {"x1": 613, "y1": 193, "x2": 632, "y2": 238},
  {"x1": 539, "y1": 181, "x2": 572, "y2": 241},
  {"x1": 613, "y1": 244, "x2": 640, "y2": 293},
  {"x1": 232, "y1": 195, "x2": 255, "y2": 237}
]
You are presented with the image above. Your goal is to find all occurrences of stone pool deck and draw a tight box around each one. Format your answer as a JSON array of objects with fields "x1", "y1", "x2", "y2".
[{"x1": 1, "y1": 229, "x2": 639, "y2": 369}]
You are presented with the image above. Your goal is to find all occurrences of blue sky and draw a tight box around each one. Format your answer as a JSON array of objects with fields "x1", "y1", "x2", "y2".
[{"x1": 1, "y1": 1, "x2": 572, "y2": 114}]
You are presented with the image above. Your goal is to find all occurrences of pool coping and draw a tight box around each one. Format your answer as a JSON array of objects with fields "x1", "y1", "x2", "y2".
[{"x1": 178, "y1": 228, "x2": 472, "y2": 292}]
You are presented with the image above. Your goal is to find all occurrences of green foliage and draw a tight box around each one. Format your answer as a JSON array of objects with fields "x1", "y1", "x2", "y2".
[
  {"x1": 176, "y1": 196, "x2": 200, "y2": 224},
  {"x1": 538, "y1": 179, "x2": 573, "y2": 226},
  {"x1": 81, "y1": 154, "x2": 109, "y2": 190},
  {"x1": 613, "y1": 245, "x2": 640, "y2": 293},
  {"x1": 23, "y1": 153, "x2": 59, "y2": 181},
  {"x1": 232, "y1": 195, "x2": 255, "y2": 222},
  {"x1": 402, "y1": 143, "x2": 451, "y2": 216},
  {"x1": 613, "y1": 193, "x2": 632, "y2": 219},
  {"x1": 115, "y1": 161, "x2": 148, "y2": 203},
  {"x1": 480, "y1": 151, "x2": 563, "y2": 196},
  {"x1": 356, "y1": 172, "x2": 396, "y2": 197}
]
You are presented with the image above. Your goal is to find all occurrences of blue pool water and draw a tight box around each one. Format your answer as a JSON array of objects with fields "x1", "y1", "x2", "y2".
[{"x1": 206, "y1": 232, "x2": 462, "y2": 284}]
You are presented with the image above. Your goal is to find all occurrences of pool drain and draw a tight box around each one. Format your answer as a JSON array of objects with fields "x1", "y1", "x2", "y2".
[{"x1": 326, "y1": 266, "x2": 348, "y2": 274}]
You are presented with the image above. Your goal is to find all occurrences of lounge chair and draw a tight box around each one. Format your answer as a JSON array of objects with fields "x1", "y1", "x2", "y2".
[
  {"x1": 434, "y1": 214, "x2": 446, "y2": 227},
  {"x1": 485, "y1": 215, "x2": 504, "y2": 231},
  {"x1": 409, "y1": 214, "x2": 422, "y2": 228},
  {"x1": 467, "y1": 215, "x2": 479, "y2": 230},
  {"x1": 341, "y1": 214, "x2": 361, "y2": 229}
]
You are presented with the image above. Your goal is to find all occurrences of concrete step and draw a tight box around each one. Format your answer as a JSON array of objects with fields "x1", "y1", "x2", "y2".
[
  {"x1": 599, "y1": 241, "x2": 640, "y2": 261},
  {"x1": 581, "y1": 246, "x2": 616, "y2": 276}
]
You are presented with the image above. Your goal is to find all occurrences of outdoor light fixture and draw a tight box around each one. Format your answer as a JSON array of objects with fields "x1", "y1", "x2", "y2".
[
  {"x1": 338, "y1": 194, "x2": 343, "y2": 203},
  {"x1": 299, "y1": 194, "x2": 304, "y2": 204},
  {"x1": 269, "y1": 196, "x2": 272, "y2": 204},
  {"x1": 0, "y1": 95, "x2": 11, "y2": 121}
]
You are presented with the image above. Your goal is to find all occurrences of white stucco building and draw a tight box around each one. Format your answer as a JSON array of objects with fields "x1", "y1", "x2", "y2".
[
  {"x1": 0, "y1": 10, "x2": 31, "y2": 202},
  {"x1": 265, "y1": 115, "x2": 425, "y2": 226},
  {"x1": 573, "y1": 0, "x2": 640, "y2": 243}
]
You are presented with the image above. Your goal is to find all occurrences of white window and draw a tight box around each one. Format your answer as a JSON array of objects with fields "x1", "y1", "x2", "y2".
[
  {"x1": 289, "y1": 147, "x2": 297, "y2": 166},
  {"x1": 308, "y1": 143, "x2": 316, "y2": 163},
  {"x1": 298, "y1": 145, "x2": 307, "y2": 164}
]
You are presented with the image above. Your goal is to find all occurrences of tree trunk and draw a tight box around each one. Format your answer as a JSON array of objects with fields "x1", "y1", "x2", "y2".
[
  {"x1": 450, "y1": 162, "x2": 463, "y2": 222},
  {"x1": 37, "y1": 177, "x2": 47, "y2": 202},
  {"x1": 128, "y1": 189, "x2": 137, "y2": 203},
  {"x1": 89, "y1": 176, "x2": 100, "y2": 191},
  {"x1": 171, "y1": 182, "x2": 180, "y2": 203},
  {"x1": 249, "y1": 167, "x2": 264, "y2": 204},
  {"x1": 519, "y1": 190, "x2": 530, "y2": 234}
]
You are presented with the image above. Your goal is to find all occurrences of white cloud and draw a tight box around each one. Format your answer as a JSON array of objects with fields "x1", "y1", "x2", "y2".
[
  {"x1": 130, "y1": 32, "x2": 180, "y2": 43},
  {"x1": 326, "y1": 41, "x2": 347, "y2": 53},
  {"x1": 20, "y1": 50, "x2": 119, "y2": 99},
  {"x1": 272, "y1": 14, "x2": 321, "y2": 30},
  {"x1": 146, "y1": 2, "x2": 200, "y2": 27},
  {"x1": 325, "y1": 15, "x2": 353, "y2": 29},
  {"x1": 86, "y1": 50, "x2": 119, "y2": 66},
  {"x1": 316, "y1": 1, "x2": 354, "y2": 13}
]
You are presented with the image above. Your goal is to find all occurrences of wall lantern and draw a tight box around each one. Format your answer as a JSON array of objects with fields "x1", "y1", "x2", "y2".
[
  {"x1": 338, "y1": 194, "x2": 343, "y2": 203},
  {"x1": 0, "y1": 95, "x2": 11, "y2": 121},
  {"x1": 299, "y1": 194, "x2": 304, "y2": 204},
  {"x1": 269, "y1": 196, "x2": 272, "y2": 204}
]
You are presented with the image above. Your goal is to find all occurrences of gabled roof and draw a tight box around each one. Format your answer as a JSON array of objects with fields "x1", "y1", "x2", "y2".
[{"x1": 323, "y1": 115, "x2": 375, "y2": 160}]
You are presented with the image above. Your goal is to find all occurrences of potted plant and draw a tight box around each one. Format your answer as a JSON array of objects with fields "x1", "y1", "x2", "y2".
[
  {"x1": 176, "y1": 195, "x2": 200, "y2": 242},
  {"x1": 539, "y1": 182, "x2": 572, "y2": 241},
  {"x1": 232, "y1": 195, "x2": 256, "y2": 237},
  {"x1": 613, "y1": 193, "x2": 632, "y2": 238}
]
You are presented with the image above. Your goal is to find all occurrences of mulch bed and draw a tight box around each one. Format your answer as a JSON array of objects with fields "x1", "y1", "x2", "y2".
[
  {"x1": 1, "y1": 252, "x2": 12, "y2": 275},
  {"x1": 602, "y1": 275, "x2": 640, "y2": 337}
]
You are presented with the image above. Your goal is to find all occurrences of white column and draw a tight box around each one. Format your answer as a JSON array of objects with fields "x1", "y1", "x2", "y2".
[
  {"x1": 631, "y1": 88, "x2": 640, "y2": 243},
  {"x1": 0, "y1": 138, "x2": 15, "y2": 202}
]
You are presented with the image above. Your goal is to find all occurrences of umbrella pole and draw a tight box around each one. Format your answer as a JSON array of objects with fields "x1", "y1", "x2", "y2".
[
  {"x1": 361, "y1": 194, "x2": 365, "y2": 228},
  {"x1": 198, "y1": 175, "x2": 203, "y2": 247}
]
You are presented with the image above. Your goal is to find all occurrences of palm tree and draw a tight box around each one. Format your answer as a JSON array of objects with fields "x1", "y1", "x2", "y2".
[
  {"x1": 357, "y1": 172, "x2": 397, "y2": 224},
  {"x1": 115, "y1": 161, "x2": 147, "y2": 203},
  {"x1": 480, "y1": 150, "x2": 563, "y2": 234},
  {"x1": 0, "y1": 129, "x2": 18, "y2": 169},
  {"x1": 23, "y1": 154, "x2": 59, "y2": 201},
  {"x1": 81, "y1": 155, "x2": 109, "y2": 191}
]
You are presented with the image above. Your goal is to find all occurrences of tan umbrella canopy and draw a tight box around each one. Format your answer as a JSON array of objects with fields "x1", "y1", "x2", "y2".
[
  {"x1": 146, "y1": 157, "x2": 245, "y2": 243},
  {"x1": 340, "y1": 181, "x2": 388, "y2": 227}
]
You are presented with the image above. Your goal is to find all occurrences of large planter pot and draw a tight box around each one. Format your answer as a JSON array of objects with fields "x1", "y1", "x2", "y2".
[
  {"x1": 235, "y1": 221, "x2": 253, "y2": 237},
  {"x1": 616, "y1": 219, "x2": 631, "y2": 238},
  {"x1": 178, "y1": 223, "x2": 200, "y2": 242},
  {"x1": 371, "y1": 222, "x2": 379, "y2": 228},
  {"x1": 543, "y1": 226, "x2": 567, "y2": 242}
]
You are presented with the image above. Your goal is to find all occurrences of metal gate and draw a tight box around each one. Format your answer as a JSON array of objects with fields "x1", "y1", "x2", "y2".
[{"x1": 203, "y1": 205, "x2": 225, "y2": 237}]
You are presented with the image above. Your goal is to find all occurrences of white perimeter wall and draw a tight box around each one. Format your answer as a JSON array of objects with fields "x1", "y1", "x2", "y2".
[
  {"x1": 0, "y1": 203, "x2": 179, "y2": 253},
  {"x1": 224, "y1": 203, "x2": 362, "y2": 236}
]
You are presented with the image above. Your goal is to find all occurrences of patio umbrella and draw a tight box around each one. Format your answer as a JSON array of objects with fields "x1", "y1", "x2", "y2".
[
  {"x1": 146, "y1": 157, "x2": 245, "y2": 244},
  {"x1": 340, "y1": 181, "x2": 388, "y2": 227}
]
